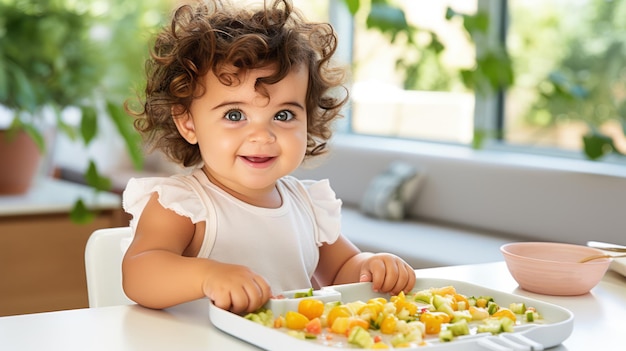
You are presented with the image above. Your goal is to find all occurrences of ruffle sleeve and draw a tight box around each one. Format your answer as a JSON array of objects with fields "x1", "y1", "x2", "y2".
[
  {"x1": 300, "y1": 179, "x2": 342, "y2": 246},
  {"x1": 122, "y1": 175, "x2": 206, "y2": 232}
]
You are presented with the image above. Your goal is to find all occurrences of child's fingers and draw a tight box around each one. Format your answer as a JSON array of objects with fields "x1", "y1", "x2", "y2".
[
  {"x1": 211, "y1": 291, "x2": 234, "y2": 311},
  {"x1": 364, "y1": 255, "x2": 416, "y2": 294},
  {"x1": 390, "y1": 262, "x2": 416, "y2": 295},
  {"x1": 361, "y1": 258, "x2": 386, "y2": 292}
]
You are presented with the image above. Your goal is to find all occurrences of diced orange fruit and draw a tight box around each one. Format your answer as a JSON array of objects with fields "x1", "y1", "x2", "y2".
[
  {"x1": 453, "y1": 294, "x2": 470, "y2": 311},
  {"x1": 348, "y1": 317, "x2": 369, "y2": 331},
  {"x1": 298, "y1": 299, "x2": 325, "y2": 320},
  {"x1": 285, "y1": 311, "x2": 309, "y2": 330},
  {"x1": 358, "y1": 301, "x2": 384, "y2": 320},
  {"x1": 304, "y1": 317, "x2": 322, "y2": 335},
  {"x1": 327, "y1": 305, "x2": 351, "y2": 328},
  {"x1": 273, "y1": 315, "x2": 284, "y2": 328},
  {"x1": 380, "y1": 314, "x2": 398, "y2": 334},
  {"x1": 420, "y1": 312, "x2": 450, "y2": 334},
  {"x1": 331, "y1": 316, "x2": 350, "y2": 334},
  {"x1": 431, "y1": 286, "x2": 456, "y2": 296},
  {"x1": 492, "y1": 308, "x2": 517, "y2": 322}
]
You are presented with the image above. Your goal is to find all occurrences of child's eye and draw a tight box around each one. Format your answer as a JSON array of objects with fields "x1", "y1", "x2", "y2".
[
  {"x1": 225, "y1": 110, "x2": 245, "y2": 121},
  {"x1": 274, "y1": 110, "x2": 294, "y2": 122}
]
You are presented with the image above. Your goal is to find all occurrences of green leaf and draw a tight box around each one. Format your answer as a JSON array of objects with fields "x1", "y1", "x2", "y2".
[
  {"x1": 342, "y1": 0, "x2": 360, "y2": 16},
  {"x1": 582, "y1": 132, "x2": 613, "y2": 160},
  {"x1": 80, "y1": 105, "x2": 98, "y2": 145},
  {"x1": 85, "y1": 160, "x2": 112, "y2": 192},
  {"x1": 366, "y1": 3, "x2": 409, "y2": 40},
  {"x1": 70, "y1": 198, "x2": 95, "y2": 224},
  {"x1": 445, "y1": 7, "x2": 456, "y2": 20},
  {"x1": 21, "y1": 123, "x2": 46, "y2": 152},
  {"x1": 0, "y1": 56, "x2": 8, "y2": 101},
  {"x1": 463, "y1": 12, "x2": 490, "y2": 35},
  {"x1": 106, "y1": 101, "x2": 144, "y2": 170},
  {"x1": 472, "y1": 129, "x2": 486, "y2": 149},
  {"x1": 9, "y1": 116, "x2": 46, "y2": 152},
  {"x1": 10, "y1": 65, "x2": 38, "y2": 112},
  {"x1": 428, "y1": 33, "x2": 445, "y2": 54}
]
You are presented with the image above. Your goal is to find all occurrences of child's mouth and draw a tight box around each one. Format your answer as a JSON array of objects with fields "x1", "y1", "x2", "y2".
[{"x1": 242, "y1": 156, "x2": 275, "y2": 164}]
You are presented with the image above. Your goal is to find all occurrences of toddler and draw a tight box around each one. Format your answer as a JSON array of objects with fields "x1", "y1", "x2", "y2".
[{"x1": 122, "y1": 0, "x2": 416, "y2": 314}]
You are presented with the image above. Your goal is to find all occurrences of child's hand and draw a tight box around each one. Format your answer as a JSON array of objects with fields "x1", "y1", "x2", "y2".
[
  {"x1": 358, "y1": 253, "x2": 416, "y2": 295},
  {"x1": 202, "y1": 262, "x2": 272, "y2": 314}
]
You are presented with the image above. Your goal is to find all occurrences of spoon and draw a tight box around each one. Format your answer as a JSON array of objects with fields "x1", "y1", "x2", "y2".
[
  {"x1": 587, "y1": 241, "x2": 626, "y2": 253},
  {"x1": 579, "y1": 253, "x2": 626, "y2": 263}
]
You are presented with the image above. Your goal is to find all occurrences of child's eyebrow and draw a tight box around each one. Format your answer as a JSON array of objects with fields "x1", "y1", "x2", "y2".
[
  {"x1": 212, "y1": 100, "x2": 243, "y2": 110},
  {"x1": 211, "y1": 100, "x2": 305, "y2": 111},
  {"x1": 281, "y1": 101, "x2": 306, "y2": 110}
]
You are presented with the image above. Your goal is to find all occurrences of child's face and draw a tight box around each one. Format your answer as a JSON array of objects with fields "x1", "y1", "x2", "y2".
[{"x1": 176, "y1": 65, "x2": 309, "y2": 197}]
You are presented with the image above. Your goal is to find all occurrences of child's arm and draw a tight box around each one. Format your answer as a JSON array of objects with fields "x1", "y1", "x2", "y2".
[
  {"x1": 122, "y1": 193, "x2": 272, "y2": 314},
  {"x1": 314, "y1": 235, "x2": 416, "y2": 294}
]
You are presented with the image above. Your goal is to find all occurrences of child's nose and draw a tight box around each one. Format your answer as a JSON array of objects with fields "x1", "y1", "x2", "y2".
[{"x1": 247, "y1": 123, "x2": 276, "y2": 143}]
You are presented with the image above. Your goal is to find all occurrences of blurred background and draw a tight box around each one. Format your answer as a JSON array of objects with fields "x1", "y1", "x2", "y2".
[{"x1": 2, "y1": 0, "x2": 626, "y2": 316}]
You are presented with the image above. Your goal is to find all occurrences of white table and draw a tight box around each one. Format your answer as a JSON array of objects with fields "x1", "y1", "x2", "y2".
[{"x1": 1, "y1": 261, "x2": 624, "y2": 350}]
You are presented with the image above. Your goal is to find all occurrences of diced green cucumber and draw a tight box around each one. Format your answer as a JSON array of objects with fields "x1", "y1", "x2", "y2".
[
  {"x1": 413, "y1": 291, "x2": 433, "y2": 304},
  {"x1": 487, "y1": 302, "x2": 499, "y2": 315},
  {"x1": 348, "y1": 326, "x2": 373, "y2": 348},
  {"x1": 293, "y1": 288, "x2": 313, "y2": 298},
  {"x1": 243, "y1": 309, "x2": 274, "y2": 327},
  {"x1": 447, "y1": 319, "x2": 470, "y2": 336},
  {"x1": 451, "y1": 310, "x2": 472, "y2": 323},
  {"x1": 500, "y1": 317, "x2": 515, "y2": 333},
  {"x1": 433, "y1": 295, "x2": 455, "y2": 316},
  {"x1": 439, "y1": 329, "x2": 454, "y2": 342},
  {"x1": 509, "y1": 302, "x2": 527, "y2": 314},
  {"x1": 477, "y1": 320, "x2": 502, "y2": 335}
]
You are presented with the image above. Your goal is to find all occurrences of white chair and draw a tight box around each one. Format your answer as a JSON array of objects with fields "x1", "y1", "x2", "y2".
[{"x1": 84, "y1": 227, "x2": 135, "y2": 307}]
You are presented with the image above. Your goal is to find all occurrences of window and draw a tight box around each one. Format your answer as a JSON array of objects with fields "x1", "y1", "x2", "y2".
[
  {"x1": 344, "y1": 0, "x2": 479, "y2": 145},
  {"x1": 331, "y1": 0, "x2": 626, "y2": 162},
  {"x1": 503, "y1": 0, "x2": 626, "y2": 160}
]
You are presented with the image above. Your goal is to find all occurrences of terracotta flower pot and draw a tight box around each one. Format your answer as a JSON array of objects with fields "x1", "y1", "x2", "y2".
[{"x1": 0, "y1": 130, "x2": 42, "y2": 194}]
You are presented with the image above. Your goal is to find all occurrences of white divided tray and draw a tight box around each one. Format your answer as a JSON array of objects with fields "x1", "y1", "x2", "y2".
[{"x1": 209, "y1": 278, "x2": 574, "y2": 350}]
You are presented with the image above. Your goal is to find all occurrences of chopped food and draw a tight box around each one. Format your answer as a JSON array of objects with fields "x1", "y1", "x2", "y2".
[{"x1": 243, "y1": 285, "x2": 543, "y2": 348}]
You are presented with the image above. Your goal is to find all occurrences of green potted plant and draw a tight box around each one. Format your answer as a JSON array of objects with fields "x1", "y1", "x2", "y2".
[
  {"x1": 340, "y1": 0, "x2": 513, "y2": 149},
  {"x1": 0, "y1": 0, "x2": 148, "y2": 222}
]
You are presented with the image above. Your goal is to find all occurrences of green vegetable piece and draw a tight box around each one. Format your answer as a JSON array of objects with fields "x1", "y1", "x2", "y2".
[
  {"x1": 413, "y1": 291, "x2": 433, "y2": 304},
  {"x1": 509, "y1": 302, "x2": 526, "y2": 314},
  {"x1": 467, "y1": 297, "x2": 477, "y2": 307},
  {"x1": 500, "y1": 317, "x2": 515, "y2": 333},
  {"x1": 525, "y1": 310, "x2": 540, "y2": 322},
  {"x1": 243, "y1": 309, "x2": 274, "y2": 327},
  {"x1": 293, "y1": 288, "x2": 313, "y2": 298},
  {"x1": 433, "y1": 295, "x2": 455, "y2": 316},
  {"x1": 477, "y1": 322, "x2": 501, "y2": 335},
  {"x1": 439, "y1": 329, "x2": 454, "y2": 342},
  {"x1": 390, "y1": 333, "x2": 408, "y2": 347},
  {"x1": 348, "y1": 326, "x2": 373, "y2": 348},
  {"x1": 287, "y1": 330, "x2": 306, "y2": 339},
  {"x1": 487, "y1": 302, "x2": 499, "y2": 315},
  {"x1": 447, "y1": 319, "x2": 470, "y2": 336},
  {"x1": 451, "y1": 310, "x2": 472, "y2": 323}
]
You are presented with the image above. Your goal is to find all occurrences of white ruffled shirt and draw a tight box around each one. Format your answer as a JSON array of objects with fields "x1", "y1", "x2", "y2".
[{"x1": 122, "y1": 168, "x2": 342, "y2": 293}]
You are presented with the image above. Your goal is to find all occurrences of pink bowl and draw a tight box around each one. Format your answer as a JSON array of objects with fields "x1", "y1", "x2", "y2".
[{"x1": 500, "y1": 242, "x2": 611, "y2": 296}]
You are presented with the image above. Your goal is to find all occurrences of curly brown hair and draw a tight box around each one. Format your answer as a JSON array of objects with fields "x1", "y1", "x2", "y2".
[{"x1": 128, "y1": 0, "x2": 348, "y2": 167}]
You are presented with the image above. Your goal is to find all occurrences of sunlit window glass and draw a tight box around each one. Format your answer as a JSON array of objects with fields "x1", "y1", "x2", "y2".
[
  {"x1": 348, "y1": 0, "x2": 478, "y2": 144},
  {"x1": 504, "y1": 0, "x2": 626, "y2": 157}
]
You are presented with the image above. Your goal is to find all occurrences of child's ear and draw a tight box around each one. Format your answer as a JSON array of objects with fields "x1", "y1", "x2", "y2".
[{"x1": 172, "y1": 107, "x2": 198, "y2": 145}]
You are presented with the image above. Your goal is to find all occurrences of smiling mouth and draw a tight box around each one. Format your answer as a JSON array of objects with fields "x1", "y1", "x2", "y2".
[{"x1": 242, "y1": 156, "x2": 275, "y2": 163}]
